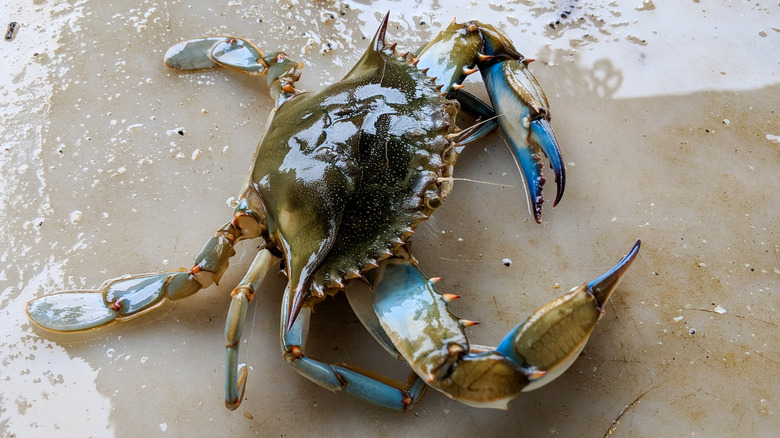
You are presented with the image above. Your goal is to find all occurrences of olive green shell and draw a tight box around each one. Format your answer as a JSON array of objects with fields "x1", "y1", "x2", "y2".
[{"x1": 249, "y1": 29, "x2": 459, "y2": 307}]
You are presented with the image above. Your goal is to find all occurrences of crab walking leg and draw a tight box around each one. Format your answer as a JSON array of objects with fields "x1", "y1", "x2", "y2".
[
  {"x1": 372, "y1": 240, "x2": 640, "y2": 408},
  {"x1": 164, "y1": 36, "x2": 303, "y2": 106},
  {"x1": 415, "y1": 20, "x2": 565, "y2": 223},
  {"x1": 344, "y1": 281, "x2": 403, "y2": 360},
  {"x1": 451, "y1": 91, "x2": 501, "y2": 145},
  {"x1": 26, "y1": 204, "x2": 264, "y2": 332},
  {"x1": 224, "y1": 249, "x2": 279, "y2": 410},
  {"x1": 278, "y1": 286, "x2": 427, "y2": 411}
]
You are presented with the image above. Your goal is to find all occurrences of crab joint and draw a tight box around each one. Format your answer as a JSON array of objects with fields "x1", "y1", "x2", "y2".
[
  {"x1": 289, "y1": 345, "x2": 304, "y2": 360},
  {"x1": 231, "y1": 285, "x2": 255, "y2": 302},
  {"x1": 402, "y1": 392, "x2": 414, "y2": 409}
]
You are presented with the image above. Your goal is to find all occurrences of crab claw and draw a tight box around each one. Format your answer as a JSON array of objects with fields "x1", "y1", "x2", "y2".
[
  {"x1": 371, "y1": 240, "x2": 639, "y2": 408},
  {"x1": 481, "y1": 59, "x2": 565, "y2": 223},
  {"x1": 495, "y1": 239, "x2": 641, "y2": 391}
]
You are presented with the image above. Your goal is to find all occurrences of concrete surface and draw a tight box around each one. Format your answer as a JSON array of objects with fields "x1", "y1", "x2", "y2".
[{"x1": 1, "y1": 1, "x2": 778, "y2": 436}]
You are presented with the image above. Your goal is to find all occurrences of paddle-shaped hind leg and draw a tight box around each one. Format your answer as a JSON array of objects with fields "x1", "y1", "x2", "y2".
[{"x1": 25, "y1": 204, "x2": 264, "y2": 333}]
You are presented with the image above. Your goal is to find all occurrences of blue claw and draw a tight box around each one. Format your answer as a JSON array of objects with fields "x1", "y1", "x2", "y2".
[
  {"x1": 530, "y1": 118, "x2": 565, "y2": 207},
  {"x1": 481, "y1": 59, "x2": 566, "y2": 223},
  {"x1": 587, "y1": 239, "x2": 641, "y2": 306}
]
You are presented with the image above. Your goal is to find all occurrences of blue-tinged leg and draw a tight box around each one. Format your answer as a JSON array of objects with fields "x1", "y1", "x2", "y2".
[
  {"x1": 344, "y1": 281, "x2": 403, "y2": 359},
  {"x1": 224, "y1": 249, "x2": 279, "y2": 410},
  {"x1": 453, "y1": 91, "x2": 500, "y2": 145},
  {"x1": 164, "y1": 36, "x2": 303, "y2": 106},
  {"x1": 279, "y1": 284, "x2": 426, "y2": 411},
  {"x1": 371, "y1": 241, "x2": 640, "y2": 409},
  {"x1": 26, "y1": 211, "x2": 264, "y2": 333}
]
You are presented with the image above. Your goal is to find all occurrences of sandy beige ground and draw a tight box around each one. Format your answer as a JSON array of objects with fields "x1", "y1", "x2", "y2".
[{"x1": 1, "y1": 1, "x2": 778, "y2": 436}]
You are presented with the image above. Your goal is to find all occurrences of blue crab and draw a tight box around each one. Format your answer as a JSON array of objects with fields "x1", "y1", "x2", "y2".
[{"x1": 26, "y1": 14, "x2": 640, "y2": 410}]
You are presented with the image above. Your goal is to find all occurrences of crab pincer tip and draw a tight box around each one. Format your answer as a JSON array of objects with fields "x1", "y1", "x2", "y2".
[{"x1": 586, "y1": 239, "x2": 641, "y2": 306}]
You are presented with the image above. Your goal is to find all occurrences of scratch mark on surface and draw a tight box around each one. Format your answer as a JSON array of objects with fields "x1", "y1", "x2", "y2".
[
  {"x1": 492, "y1": 295, "x2": 502, "y2": 321},
  {"x1": 603, "y1": 386, "x2": 655, "y2": 437}
]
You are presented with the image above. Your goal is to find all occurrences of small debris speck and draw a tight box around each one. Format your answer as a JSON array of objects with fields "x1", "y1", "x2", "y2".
[
  {"x1": 5, "y1": 22, "x2": 18, "y2": 40},
  {"x1": 69, "y1": 210, "x2": 83, "y2": 224}
]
